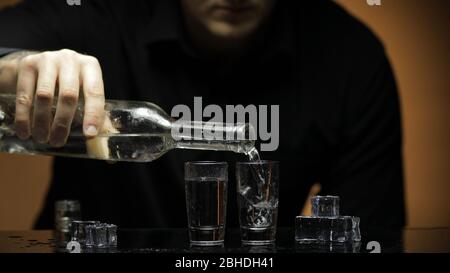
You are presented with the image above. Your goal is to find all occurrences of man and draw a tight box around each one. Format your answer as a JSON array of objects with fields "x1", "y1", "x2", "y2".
[{"x1": 0, "y1": 0, "x2": 405, "y2": 232}]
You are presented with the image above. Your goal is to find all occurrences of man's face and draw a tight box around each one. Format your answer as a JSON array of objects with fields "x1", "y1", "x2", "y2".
[{"x1": 180, "y1": 0, "x2": 276, "y2": 40}]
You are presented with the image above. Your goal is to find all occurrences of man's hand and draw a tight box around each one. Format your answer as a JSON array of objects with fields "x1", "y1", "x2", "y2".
[{"x1": 0, "y1": 49, "x2": 105, "y2": 147}]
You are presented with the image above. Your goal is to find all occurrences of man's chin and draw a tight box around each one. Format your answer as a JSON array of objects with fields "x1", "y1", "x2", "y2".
[{"x1": 207, "y1": 21, "x2": 257, "y2": 41}]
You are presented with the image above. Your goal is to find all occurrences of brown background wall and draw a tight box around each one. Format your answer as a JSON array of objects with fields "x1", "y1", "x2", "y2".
[
  {"x1": 334, "y1": 0, "x2": 450, "y2": 229},
  {"x1": 0, "y1": 0, "x2": 449, "y2": 229}
]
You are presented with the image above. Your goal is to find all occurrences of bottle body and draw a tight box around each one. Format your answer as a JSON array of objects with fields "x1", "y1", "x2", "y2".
[{"x1": 0, "y1": 94, "x2": 255, "y2": 162}]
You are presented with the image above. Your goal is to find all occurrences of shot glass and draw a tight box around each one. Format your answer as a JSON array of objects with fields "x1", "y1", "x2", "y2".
[
  {"x1": 54, "y1": 200, "x2": 81, "y2": 246},
  {"x1": 236, "y1": 161, "x2": 279, "y2": 245},
  {"x1": 185, "y1": 161, "x2": 228, "y2": 246}
]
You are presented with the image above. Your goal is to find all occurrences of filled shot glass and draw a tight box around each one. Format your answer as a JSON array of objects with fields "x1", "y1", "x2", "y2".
[
  {"x1": 236, "y1": 161, "x2": 279, "y2": 245},
  {"x1": 185, "y1": 161, "x2": 228, "y2": 246}
]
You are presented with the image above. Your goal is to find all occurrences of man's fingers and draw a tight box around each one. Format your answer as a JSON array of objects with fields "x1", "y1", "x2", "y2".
[
  {"x1": 49, "y1": 60, "x2": 80, "y2": 147},
  {"x1": 15, "y1": 56, "x2": 37, "y2": 139},
  {"x1": 32, "y1": 56, "x2": 57, "y2": 143},
  {"x1": 81, "y1": 57, "x2": 105, "y2": 137},
  {"x1": 13, "y1": 50, "x2": 105, "y2": 145}
]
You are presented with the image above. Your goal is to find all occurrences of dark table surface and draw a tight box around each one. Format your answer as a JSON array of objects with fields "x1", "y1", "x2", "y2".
[{"x1": 0, "y1": 227, "x2": 448, "y2": 253}]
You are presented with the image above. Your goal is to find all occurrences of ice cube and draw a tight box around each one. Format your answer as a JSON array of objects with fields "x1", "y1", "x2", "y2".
[
  {"x1": 84, "y1": 223, "x2": 118, "y2": 248},
  {"x1": 295, "y1": 216, "x2": 332, "y2": 242},
  {"x1": 92, "y1": 224, "x2": 108, "y2": 248},
  {"x1": 331, "y1": 216, "x2": 353, "y2": 243},
  {"x1": 311, "y1": 196, "x2": 340, "y2": 218},
  {"x1": 249, "y1": 202, "x2": 274, "y2": 227},
  {"x1": 295, "y1": 216, "x2": 354, "y2": 243},
  {"x1": 70, "y1": 220, "x2": 100, "y2": 248},
  {"x1": 85, "y1": 224, "x2": 96, "y2": 248},
  {"x1": 106, "y1": 224, "x2": 118, "y2": 247},
  {"x1": 351, "y1": 217, "x2": 361, "y2": 242}
]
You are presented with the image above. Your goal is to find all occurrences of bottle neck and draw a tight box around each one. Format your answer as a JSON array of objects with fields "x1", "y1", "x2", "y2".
[{"x1": 170, "y1": 121, "x2": 256, "y2": 154}]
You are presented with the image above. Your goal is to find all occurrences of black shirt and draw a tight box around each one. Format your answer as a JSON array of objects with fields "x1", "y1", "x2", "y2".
[{"x1": 0, "y1": 0, "x2": 405, "y2": 231}]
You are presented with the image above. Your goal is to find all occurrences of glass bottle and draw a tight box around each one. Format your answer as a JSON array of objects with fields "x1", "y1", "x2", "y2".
[{"x1": 0, "y1": 94, "x2": 256, "y2": 162}]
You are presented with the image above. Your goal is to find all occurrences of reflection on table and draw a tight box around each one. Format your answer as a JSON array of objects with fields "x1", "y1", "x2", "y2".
[{"x1": 0, "y1": 227, "x2": 448, "y2": 253}]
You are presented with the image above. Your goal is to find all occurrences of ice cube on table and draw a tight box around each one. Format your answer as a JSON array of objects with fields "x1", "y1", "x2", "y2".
[
  {"x1": 106, "y1": 224, "x2": 118, "y2": 247},
  {"x1": 92, "y1": 224, "x2": 108, "y2": 248},
  {"x1": 70, "y1": 220, "x2": 100, "y2": 246},
  {"x1": 295, "y1": 216, "x2": 332, "y2": 242},
  {"x1": 330, "y1": 216, "x2": 353, "y2": 243},
  {"x1": 85, "y1": 224, "x2": 95, "y2": 248},
  {"x1": 295, "y1": 216, "x2": 355, "y2": 243},
  {"x1": 351, "y1": 216, "x2": 361, "y2": 242},
  {"x1": 85, "y1": 223, "x2": 118, "y2": 248}
]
